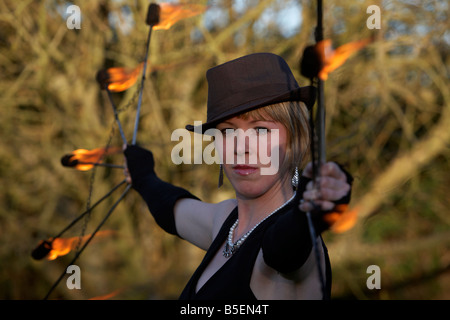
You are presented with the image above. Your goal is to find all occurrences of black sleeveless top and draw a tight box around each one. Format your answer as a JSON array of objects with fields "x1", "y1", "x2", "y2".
[{"x1": 179, "y1": 199, "x2": 332, "y2": 300}]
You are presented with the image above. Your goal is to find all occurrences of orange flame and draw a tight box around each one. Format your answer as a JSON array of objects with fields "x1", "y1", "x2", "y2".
[
  {"x1": 323, "y1": 204, "x2": 359, "y2": 233},
  {"x1": 154, "y1": 3, "x2": 207, "y2": 30},
  {"x1": 89, "y1": 289, "x2": 124, "y2": 300},
  {"x1": 61, "y1": 147, "x2": 121, "y2": 171},
  {"x1": 105, "y1": 63, "x2": 144, "y2": 93},
  {"x1": 96, "y1": 3, "x2": 206, "y2": 92},
  {"x1": 37, "y1": 230, "x2": 116, "y2": 261},
  {"x1": 318, "y1": 38, "x2": 373, "y2": 80}
]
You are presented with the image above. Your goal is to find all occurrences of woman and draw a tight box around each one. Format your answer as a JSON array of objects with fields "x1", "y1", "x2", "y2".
[{"x1": 124, "y1": 53, "x2": 352, "y2": 299}]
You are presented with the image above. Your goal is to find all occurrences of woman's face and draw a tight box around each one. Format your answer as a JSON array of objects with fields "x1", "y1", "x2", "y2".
[{"x1": 215, "y1": 115, "x2": 289, "y2": 199}]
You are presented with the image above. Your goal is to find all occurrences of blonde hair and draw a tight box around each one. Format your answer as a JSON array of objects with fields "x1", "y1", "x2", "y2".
[{"x1": 239, "y1": 101, "x2": 310, "y2": 181}]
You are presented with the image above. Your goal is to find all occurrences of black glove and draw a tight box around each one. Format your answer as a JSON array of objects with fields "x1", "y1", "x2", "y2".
[
  {"x1": 123, "y1": 144, "x2": 156, "y2": 190},
  {"x1": 123, "y1": 145, "x2": 199, "y2": 237}
]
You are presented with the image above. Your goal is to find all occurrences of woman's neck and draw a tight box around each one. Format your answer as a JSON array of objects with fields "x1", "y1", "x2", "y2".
[{"x1": 234, "y1": 179, "x2": 294, "y2": 238}]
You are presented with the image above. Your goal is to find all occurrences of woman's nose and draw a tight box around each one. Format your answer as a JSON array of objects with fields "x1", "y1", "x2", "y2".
[{"x1": 234, "y1": 129, "x2": 250, "y2": 156}]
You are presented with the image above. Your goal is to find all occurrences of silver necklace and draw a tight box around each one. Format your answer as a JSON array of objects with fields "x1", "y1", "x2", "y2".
[{"x1": 223, "y1": 192, "x2": 296, "y2": 258}]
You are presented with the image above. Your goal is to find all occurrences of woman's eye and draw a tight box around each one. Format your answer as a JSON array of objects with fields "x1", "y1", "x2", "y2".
[
  {"x1": 255, "y1": 127, "x2": 269, "y2": 135},
  {"x1": 220, "y1": 128, "x2": 235, "y2": 135}
]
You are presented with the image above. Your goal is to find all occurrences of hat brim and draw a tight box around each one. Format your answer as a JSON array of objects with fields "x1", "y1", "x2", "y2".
[{"x1": 185, "y1": 85, "x2": 316, "y2": 133}]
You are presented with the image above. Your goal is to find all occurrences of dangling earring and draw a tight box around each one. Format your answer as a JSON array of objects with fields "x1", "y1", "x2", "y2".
[
  {"x1": 218, "y1": 164, "x2": 224, "y2": 188},
  {"x1": 291, "y1": 167, "x2": 299, "y2": 189}
]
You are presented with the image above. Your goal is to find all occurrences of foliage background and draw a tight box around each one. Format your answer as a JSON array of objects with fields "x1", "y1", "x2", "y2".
[{"x1": 0, "y1": 0, "x2": 448, "y2": 299}]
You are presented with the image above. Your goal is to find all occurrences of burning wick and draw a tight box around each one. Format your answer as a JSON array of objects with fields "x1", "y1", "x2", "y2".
[
  {"x1": 301, "y1": 38, "x2": 373, "y2": 80},
  {"x1": 31, "y1": 180, "x2": 127, "y2": 262},
  {"x1": 146, "y1": 3, "x2": 161, "y2": 26},
  {"x1": 131, "y1": 2, "x2": 207, "y2": 144},
  {"x1": 60, "y1": 147, "x2": 122, "y2": 171},
  {"x1": 42, "y1": 185, "x2": 131, "y2": 300},
  {"x1": 61, "y1": 156, "x2": 124, "y2": 170},
  {"x1": 31, "y1": 240, "x2": 53, "y2": 260},
  {"x1": 32, "y1": 231, "x2": 117, "y2": 261}
]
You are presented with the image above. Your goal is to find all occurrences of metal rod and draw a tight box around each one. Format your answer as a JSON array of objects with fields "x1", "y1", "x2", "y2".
[
  {"x1": 306, "y1": 91, "x2": 327, "y2": 298},
  {"x1": 132, "y1": 26, "x2": 153, "y2": 145},
  {"x1": 315, "y1": 0, "x2": 326, "y2": 170},
  {"x1": 106, "y1": 88, "x2": 128, "y2": 145},
  {"x1": 316, "y1": 0, "x2": 323, "y2": 42},
  {"x1": 316, "y1": 79, "x2": 326, "y2": 166},
  {"x1": 43, "y1": 184, "x2": 131, "y2": 300},
  {"x1": 305, "y1": 0, "x2": 327, "y2": 299},
  {"x1": 306, "y1": 211, "x2": 326, "y2": 295},
  {"x1": 308, "y1": 87, "x2": 318, "y2": 182},
  {"x1": 54, "y1": 179, "x2": 127, "y2": 239}
]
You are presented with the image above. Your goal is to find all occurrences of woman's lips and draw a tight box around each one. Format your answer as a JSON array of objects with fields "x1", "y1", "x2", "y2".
[{"x1": 232, "y1": 165, "x2": 258, "y2": 176}]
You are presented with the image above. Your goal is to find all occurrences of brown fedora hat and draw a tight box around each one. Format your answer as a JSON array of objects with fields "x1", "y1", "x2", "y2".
[{"x1": 186, "y1": 53, "x2": 315, "y2": 133}]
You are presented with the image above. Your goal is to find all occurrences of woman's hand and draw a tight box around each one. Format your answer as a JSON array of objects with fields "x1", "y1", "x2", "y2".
[
  {"x1": 299, "y1": 162, "x2": 351, "y2": 213},
  {"x1": 122, "y1": 144, "x2": 132, "y2": 185},
  {"x1": 122, "y1": 144, "x2": 157, "y2": 188},
  {"x1": 124, "y1": 167, "x2": 132, "y2": 185}
]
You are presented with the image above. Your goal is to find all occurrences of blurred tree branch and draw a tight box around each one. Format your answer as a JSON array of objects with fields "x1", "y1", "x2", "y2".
[{"x1": 353, "y1": 95, "x2": 449, "y2": 223}]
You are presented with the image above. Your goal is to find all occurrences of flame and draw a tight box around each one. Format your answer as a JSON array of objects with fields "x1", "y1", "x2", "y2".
[
  {"x1": 61, "y1": 147, "x2": 121, "y2": 171},
  {"x1": 34, "y1": 230, "x2": 116, "y2": 261},
  {"x1": 154, "y1": 3, "x2": 207, "y2": 30},
  {"x1": 323, "y1": 204, "x2": 359, "y2": 233},
  {"x1": 104, "y1": 63, "x2": 144, "y2": 93},
  {"x1": 317, "y1": 38, "x2": 373, "y2": 80},
  {"x1": 95, "y1": 3, "x2": 206, "y2": 92},
  {"x1": 89, "y1": 289, "x2": 124, "y2": 300}
]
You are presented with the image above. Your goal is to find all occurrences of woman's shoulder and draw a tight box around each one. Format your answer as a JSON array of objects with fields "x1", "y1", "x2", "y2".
[{"x1": 211, "y1": 198, "x2": 237, "y2": 239}]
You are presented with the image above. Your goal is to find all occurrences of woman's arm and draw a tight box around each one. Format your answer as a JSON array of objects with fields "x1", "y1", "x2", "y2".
[
  {"x1": 174, "y1": 198, "x2": 236, "y2": 250},
  {"x1": 124, "y1": 145, "x2": 233, "y2": 250},
  {"x1": 262, "y1": 162, "x2": 353, "y2": 274}
]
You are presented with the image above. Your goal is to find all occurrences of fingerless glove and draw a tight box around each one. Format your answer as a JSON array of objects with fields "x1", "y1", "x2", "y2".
[
  {"x1": 262, "y1": 166, "x2": 353, "y2": 274},
  {"x1": 124, "y1": 145, "x2": 199, "y2": 237}
]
